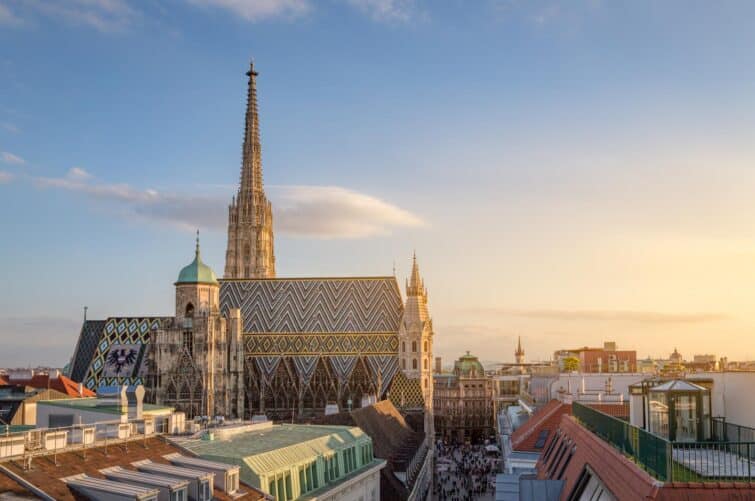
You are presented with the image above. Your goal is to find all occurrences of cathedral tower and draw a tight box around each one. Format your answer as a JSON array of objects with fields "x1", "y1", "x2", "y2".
[
  {"x1": 224, "y1": 61, "x2": 276, "y2": 279},
  {"x1": 398, "y1": 253, "x2": 434, "y2": 442}
]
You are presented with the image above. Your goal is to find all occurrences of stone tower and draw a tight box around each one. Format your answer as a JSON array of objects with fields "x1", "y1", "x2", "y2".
[
  {"x1": 150, "y1": 233, "x2": 245, "y2": 418},
  {"x1": 398, "y1": 253, "x2": 435, "y2": 442},
  {"x1": 224, "y1": 61, "x2": 276, "y2": 279},
  {"x1": 515, "y1": 336, "x2": 525, "y2": 365}
]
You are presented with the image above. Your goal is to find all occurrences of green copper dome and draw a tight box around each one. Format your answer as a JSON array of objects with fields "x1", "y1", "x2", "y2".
[
  {"x1": 176, "y1": 233, "x2": 218, "y2": 286},
  {"x1": 454, "y1": 351, "x2": 485, "y2": 377}
]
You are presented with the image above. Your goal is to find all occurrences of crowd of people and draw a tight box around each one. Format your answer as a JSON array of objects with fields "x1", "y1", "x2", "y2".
[{"x1": 433, "y1": 439, "x2": 499, "y2": 501}]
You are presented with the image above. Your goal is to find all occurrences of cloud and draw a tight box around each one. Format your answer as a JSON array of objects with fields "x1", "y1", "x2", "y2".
[
  {"x1": 345, "y1": 0, "x2": 416, "y2": 22},
  {"x1": 186, "y1": 0, "x2": 310, "y2": 21},
  {"x1": 0, "y1": 3, "x2": 22, "y2": 26},
  {"x1": 272, "y1": 185, "x2": 424, "y2": 238},
  {"x1": 1, "y1": 151, "x2": 25, "y2": 165},
  {"x1": 33, "y1": 169, "x2": 424, "y2": 238},
  {"x1": 469, "y1": 307, "x2": 728, "y2": 325},
  {"x1": 0, "y1": 170, "x2": 14, "y2": 184},
  {"x1": 18, "y1": 0, "x2": 139, "y2": 33}
]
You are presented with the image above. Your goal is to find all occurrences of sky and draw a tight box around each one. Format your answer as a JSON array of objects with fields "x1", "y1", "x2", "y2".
[{"x1": 2, "y1": 0, "x2": 755, "y2": 368}]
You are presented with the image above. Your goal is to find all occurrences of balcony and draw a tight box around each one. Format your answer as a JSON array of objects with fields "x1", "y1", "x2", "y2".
[{"x1": 573, "y1": 402, "x2": 755, "y2": 482}]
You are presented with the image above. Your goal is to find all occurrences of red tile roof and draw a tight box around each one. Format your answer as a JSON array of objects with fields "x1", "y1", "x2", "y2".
[
  {"x1": 511, "y1": 400, "x2": 572, "y2": 452},
  {"x1": 0, "y1": 374, "x2": 95, "y2": 397},
  {"x1": 538, "y1": 414, "x2": 755, "y2": 499}
]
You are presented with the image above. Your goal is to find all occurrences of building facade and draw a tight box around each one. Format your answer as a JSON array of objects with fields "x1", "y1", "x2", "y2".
[
  {"x1": 433, "y1": 352, "x2": 494, "y2": 443},
  {"x1": 67, "y1": 62, "x2": 435, "y2": 425}
]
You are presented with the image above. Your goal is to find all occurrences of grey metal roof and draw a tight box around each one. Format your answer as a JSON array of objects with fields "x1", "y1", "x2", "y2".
[
  {"x1": 518, "y1": 478, "x2": 564, "y2": 501},
  {"x1": 163, "y1": 453, "x2": 240, "y2": 473},
  {"x1": 651, "y1": 380, "x2": 708, "y2": 392},
  {"x1": 134, "y1": 461, "x2": 214, "y2": 481},
  {"x1": 63, "y1": 474, "x2": 161, "y2": 498},
  {"x1": 102, "y1": 466, "x2": 190, "y2": 489}
]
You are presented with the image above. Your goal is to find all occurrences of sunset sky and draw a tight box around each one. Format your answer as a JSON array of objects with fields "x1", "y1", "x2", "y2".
[{"x1": 2, "y1": 0, "x2": 755, "y2": 367}]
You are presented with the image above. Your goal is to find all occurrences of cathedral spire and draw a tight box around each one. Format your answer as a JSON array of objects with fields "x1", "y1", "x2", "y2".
[
  {"x1": 406, "y1": 252, "x2": 426, "y2": 298},
  {"x1": 239, "y1": 60, "x2": 263, "y2": 199},
  {"x1": 224, "y1": 60, "x2": 276, "y2": 279}
]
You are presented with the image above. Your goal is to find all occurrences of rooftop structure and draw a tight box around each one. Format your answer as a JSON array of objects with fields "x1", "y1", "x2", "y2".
[
  {"x1": 0, "y1": 436, "x2": 265, "y2": 500},
  {"x1": 172, "y1": 422, "x2": 384, "y2": 500}
]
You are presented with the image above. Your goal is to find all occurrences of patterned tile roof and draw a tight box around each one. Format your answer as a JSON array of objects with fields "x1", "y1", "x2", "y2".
[
  {"x1": 69, "y1": 320, "x2": 106, "y2": 383},
  {"x1": 220, "y1": 277, "x2": 404, "y2": 334}
]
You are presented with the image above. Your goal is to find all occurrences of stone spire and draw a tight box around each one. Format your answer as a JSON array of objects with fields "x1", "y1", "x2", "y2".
[
  {"x1": 239, "y1": 61, "x2": 263, "y2": 199},
  {"x1": 406, "y1": 251, "x2": 427, "y2": 299},
  {"x1": 224, "y1": 60, "x2": 276, "y2": 279},
  {"x1": 515, "y1": 336, "x2": 525, "y2": 365}
]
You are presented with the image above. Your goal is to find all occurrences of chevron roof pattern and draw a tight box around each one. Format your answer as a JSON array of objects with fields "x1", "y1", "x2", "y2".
[{"x1": 220, "y1": 277, "x2": 404, "y2": 334}]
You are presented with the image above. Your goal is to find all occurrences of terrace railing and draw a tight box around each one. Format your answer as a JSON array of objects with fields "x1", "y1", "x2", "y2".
[
  {"x1": 573, "y1": 402, "x2": 755, "y2": 482},
  {"x1": 572, "y1": 401, "x2": 670, "y2": 480}
]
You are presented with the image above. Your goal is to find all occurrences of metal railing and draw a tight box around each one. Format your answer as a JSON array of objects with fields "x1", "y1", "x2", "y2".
[
  {"x1": 713, "y1": 417, "x2": 755, "y2": 443},
  {"x1": 573, "y1": 402, "x2": 755, "y2": 482},
  {"x1": 573, "y1": 402, "x2": 669, "y2": 480}
]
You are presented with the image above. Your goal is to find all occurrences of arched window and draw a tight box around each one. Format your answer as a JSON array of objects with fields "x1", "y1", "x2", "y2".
[
  {"x1": 412, "y1": 341, "x2": 417, "y2": 353},
  {"x1": 402, "y1": 342, "x2": 406, "y2": 353},
  {"x1": 424, "y1": 378, "x2": 428, "y2": 389},
  {"x1": 424, "y1": 341, "x2": 428, "y2": 352},
  {"x1": 402, "y1": 359, "x2": 406, "y2": 370},
  {"x1": 412, "y1": 359, "x2": 418, "y2": 370},
  {"x1": 185, "y1": 303, "x2": 194, "y2": 317},
  {"x1": 424, "y1": 359, "x2": 428, "y2": 370}
]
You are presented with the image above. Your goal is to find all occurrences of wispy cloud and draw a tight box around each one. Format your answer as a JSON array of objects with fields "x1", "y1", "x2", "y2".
[
  {"x1": 33, "y1": 168, "x2": 425, "y2": 238},
  {"x1": 1, "y1": 151, "x2": 25, "y2": 165},
  {"x1": 0, "y1": 3, "x2": 22, "y2": 26},
  {"x1": 0, "y1": 170, "x2": 14, "y2": 184},
  {"x1": 186, "y1": 0, "x2": 310, "y2": 21},
  {"x1": 17, "y1": 0, "x2": 139, "y2": 33},
  {"x1": 344, "y1": 0, "x2": 417, "y2": 22},
  {"x1": 468, "y1": 307, "x2": 728, "y2": 325},
  {"x1": 273, "y1": 185, "x2": 424, "y2": 238}
]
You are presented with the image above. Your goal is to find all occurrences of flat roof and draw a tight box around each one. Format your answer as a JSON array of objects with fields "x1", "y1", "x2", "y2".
[{"x1": 174, "y1": 424, "x2": 370, "y2": 476}]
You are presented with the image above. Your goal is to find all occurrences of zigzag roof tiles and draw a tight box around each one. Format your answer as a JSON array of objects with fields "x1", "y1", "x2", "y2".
[{"x1": 220, "y1": 277, "x2": 403, "y2": 334}]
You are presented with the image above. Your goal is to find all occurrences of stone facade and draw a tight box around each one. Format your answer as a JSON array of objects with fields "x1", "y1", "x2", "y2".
[
  {"x1": 224, "y1": 62, "x2": 275, "y2": 279},
  {"x1": 146, "y1": 241, "x2": 245, "y2": 418},
  {"x1": 433, "y1": 353, "x2": 494, "y2": 442}
]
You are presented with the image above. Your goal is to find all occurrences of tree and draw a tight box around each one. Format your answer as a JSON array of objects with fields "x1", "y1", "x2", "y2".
[{"x1": 562, "y1": 356, "x2": 580, "y2": 372}]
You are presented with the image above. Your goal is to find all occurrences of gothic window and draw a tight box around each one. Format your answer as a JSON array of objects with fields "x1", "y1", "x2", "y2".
[
  {"x1": 183, "y1": 331, "x2": 193, "y2": 357},
  {"x1": 179, "y1": 384, "x2": 191, "y2": 400},
  {"x1": 413, "y1": 359, "x2": 418, "y2": 370},
  {"x1": 424, "y1": 340, "x2": 428, "y2": 352},
  {"x1": 412, "y1": 341, "x2": 417, "y2": 353},
  {"x1": 424, "y1": 359, "x2": 428, "y2": 370},
  {"x1": 185, "y1": 303, "x2": 195, "y2": 317},
  {"x1": 402, "y1": 342, "x2": 406, "y2": 353}
]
